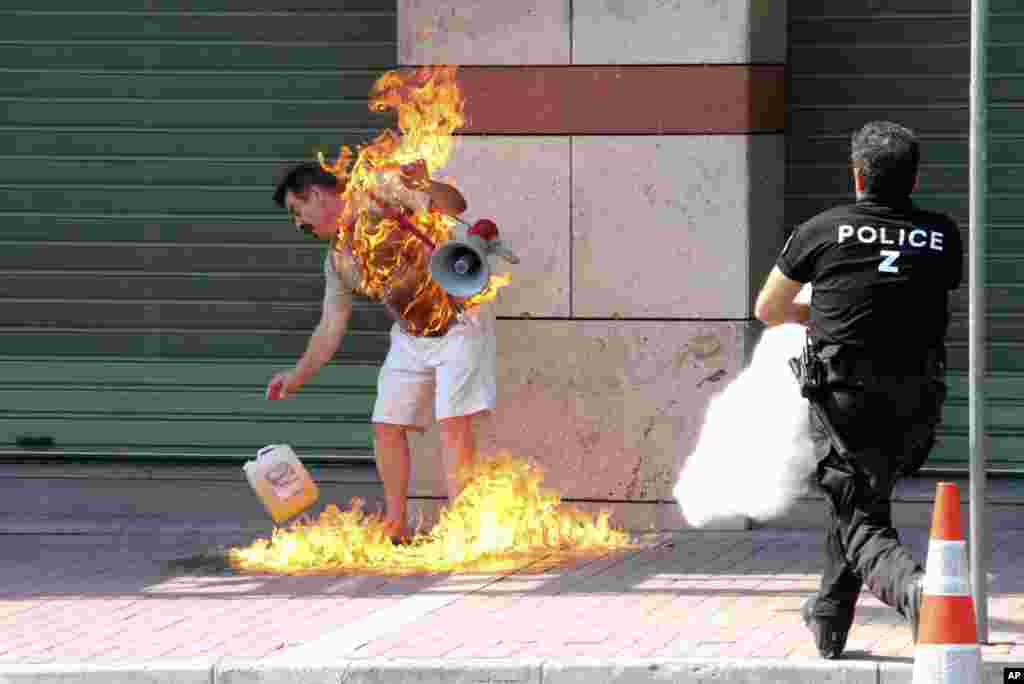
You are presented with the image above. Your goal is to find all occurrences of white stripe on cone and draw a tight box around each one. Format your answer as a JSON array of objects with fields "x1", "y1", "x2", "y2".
[
  {"x1": 922, "y1": 539, "x2": 971, "y2": 596},
  {"x1": 912, "y1": 644, "x2": 981, "y2": 683}
]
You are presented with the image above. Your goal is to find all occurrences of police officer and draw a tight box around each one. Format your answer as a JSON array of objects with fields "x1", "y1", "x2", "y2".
[{"x1": 755, "y1": 121, "x2": 963, "y2": 659}]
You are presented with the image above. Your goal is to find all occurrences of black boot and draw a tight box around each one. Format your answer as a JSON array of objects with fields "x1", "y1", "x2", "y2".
[{"x1": 801, "y1": 596, "x2": 850, "y2": 659}]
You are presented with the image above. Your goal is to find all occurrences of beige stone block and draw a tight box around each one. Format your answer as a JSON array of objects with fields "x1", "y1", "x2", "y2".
[
  {"x1": 574, "y1": 135, "x2": 779, "y2": 319},
  {"x1": 399, "y1": 1, "x2": 571, "y2": 66},
  {"x1": 441, "y1": 136, "x2": 570, "y2": 318},
  {"x1": 572, "y1": 0, "x2": 786, "y2": 64},
  {"x1": 408, "y1": 319, "x2": 745, "y2": 507}
]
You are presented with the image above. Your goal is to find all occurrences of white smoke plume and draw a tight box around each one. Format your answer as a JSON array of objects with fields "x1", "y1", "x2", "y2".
[{"x1": 674, "y1": 286, "x2": 817, "y2": 527}]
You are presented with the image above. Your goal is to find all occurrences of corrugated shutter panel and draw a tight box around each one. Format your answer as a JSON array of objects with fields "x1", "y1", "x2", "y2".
[
  {"x1": 0, "y1": 2, "x2": 397, "y2": 461},
  {"x1": 983, "y1": 0, "x2": 1024, "y2": 471},
  {"x1": 787, "y1": 1, "x2": 1024, "y2": 472}
]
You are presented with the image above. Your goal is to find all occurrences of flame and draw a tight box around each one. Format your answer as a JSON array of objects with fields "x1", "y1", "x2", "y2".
[
  {"x1": 229, "y1": 454, "x2": 633, "y2": 575},
  {"x1": 464, "y1": 272, "x2": 512, "y2": 308},
  {"x1": 319, "y1": 65, "x2": 509, "y2": 335}
]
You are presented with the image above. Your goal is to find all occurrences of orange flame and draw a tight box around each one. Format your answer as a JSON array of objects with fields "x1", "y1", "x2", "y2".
[
  {"x1": 319, "y1": 65, "x2": 508, "y2": 335},
  {"x1": 464, "y1": 271, "x2": 512, "y2": 308},
  {"x1": 229, "y1": 454, "x2": 633, "y2": 575}
]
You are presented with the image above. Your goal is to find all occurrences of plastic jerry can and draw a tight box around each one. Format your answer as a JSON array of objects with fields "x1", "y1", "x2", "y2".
[{"x1": 243, "y1": 444, "x2": 320, "y2": 524}]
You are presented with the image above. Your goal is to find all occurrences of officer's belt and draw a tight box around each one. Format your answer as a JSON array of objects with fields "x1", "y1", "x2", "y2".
[{"x1": 814, "y1": 344, "x2": 943, "y2": 382}]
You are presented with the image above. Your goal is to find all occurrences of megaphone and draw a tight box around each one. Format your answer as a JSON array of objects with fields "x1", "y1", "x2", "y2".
[{"x1": 430, "y1": 218, "x2": 519, "y2": 298}]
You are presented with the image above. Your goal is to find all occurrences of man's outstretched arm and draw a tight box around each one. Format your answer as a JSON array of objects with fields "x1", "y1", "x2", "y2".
[{"x1": 266, "y1": 280, "x2": 353, "y2": 399}]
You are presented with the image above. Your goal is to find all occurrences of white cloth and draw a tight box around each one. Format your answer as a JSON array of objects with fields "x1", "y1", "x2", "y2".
[
  {"x1": 674, "y1": 285, "x2": 817, "y2": 527},
  {"x1": 372, "y1": 305, "x2": 497, "y2": 428}
]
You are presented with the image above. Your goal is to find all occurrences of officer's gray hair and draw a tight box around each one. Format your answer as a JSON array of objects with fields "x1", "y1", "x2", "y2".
[{"x1": 850, "y1": 121, "x2": 920, "y2": 198}]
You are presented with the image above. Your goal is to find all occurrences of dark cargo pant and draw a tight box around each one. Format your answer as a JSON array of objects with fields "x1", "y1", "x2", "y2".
[{"x1": 807, "y1": 347, "x2": 946, "y2": 634}]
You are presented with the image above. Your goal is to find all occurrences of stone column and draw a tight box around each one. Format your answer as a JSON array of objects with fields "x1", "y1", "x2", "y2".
[{"x1": 400, "y1": 1, "x2": 786, "y2": 530}]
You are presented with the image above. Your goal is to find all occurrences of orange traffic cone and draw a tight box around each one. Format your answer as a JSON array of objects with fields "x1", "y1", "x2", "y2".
[{"x1": 911, "y1": 482, "x2": 982, "y2": 683}]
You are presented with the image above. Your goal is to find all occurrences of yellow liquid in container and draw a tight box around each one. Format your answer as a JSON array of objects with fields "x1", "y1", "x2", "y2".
[{"x1": 243, "y1": 445, "x2": 320, "y2": 524}]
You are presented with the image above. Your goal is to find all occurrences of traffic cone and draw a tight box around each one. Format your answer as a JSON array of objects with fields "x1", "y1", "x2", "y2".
[{"x1": 911, "y1": 482, "x2": 982, "y2": 683}]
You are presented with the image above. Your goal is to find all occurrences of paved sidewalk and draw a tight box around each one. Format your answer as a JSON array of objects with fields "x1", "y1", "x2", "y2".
[{"x1": 1, "y1": 523, "x2": 1021, "y2": 682}]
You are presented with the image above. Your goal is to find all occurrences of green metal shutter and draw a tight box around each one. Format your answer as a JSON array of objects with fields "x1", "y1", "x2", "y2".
[
  {"x1": 787, "y1": 1, "x2": 1024, "y2": 472},
  {"x1": 984, "y1": 1, "x2": 1024, "y2": 471},
  {"x1": 0, "y1": 2, "x2": 397, "y2": 462}
]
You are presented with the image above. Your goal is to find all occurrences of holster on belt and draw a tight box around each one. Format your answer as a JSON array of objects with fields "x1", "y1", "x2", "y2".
[{"x1": 789, "y1": 337, "x2": 851, "y2": 458}]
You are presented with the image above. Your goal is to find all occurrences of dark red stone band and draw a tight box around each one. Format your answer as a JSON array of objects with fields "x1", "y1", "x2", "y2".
[{"x1": 456, "y1": 64, "x2": 785, "y2": 135}]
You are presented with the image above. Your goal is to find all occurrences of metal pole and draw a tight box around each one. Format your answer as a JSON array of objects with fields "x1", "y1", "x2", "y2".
[{"x1": 969, "y1": 0, "x2": 990, "y2": 645}]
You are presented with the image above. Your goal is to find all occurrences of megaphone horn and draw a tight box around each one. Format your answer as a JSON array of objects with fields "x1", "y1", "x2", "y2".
[{"x1": 430, "y1": 235, "x2": 492, "y2": 298}]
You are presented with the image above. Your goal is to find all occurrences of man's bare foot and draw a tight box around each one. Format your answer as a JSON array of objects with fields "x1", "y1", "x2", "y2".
[{"x1": 381, "y1": 518, "x2": 412, "y2": 545}]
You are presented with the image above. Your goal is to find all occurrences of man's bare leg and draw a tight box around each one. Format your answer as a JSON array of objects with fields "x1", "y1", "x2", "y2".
[
  {"x1": 438, "y1": 414, "x2": 477, "y2": 502},
  {"x1": 373, "y1": 422, "x2": 412, "y2": 539}
]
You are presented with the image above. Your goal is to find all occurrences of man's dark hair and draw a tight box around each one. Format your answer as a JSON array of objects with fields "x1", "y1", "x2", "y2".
[
  {"x1": 850, "y1": 121, "x2": 920, "y2": 198},
  {"x1": 272, "y1": 162, "x2": 343, "y2": 207}
]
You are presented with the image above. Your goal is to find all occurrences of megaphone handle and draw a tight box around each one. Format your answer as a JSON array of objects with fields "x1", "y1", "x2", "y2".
[{"x1": 490, "y1": 241, "x2": 520, "y2": 264}]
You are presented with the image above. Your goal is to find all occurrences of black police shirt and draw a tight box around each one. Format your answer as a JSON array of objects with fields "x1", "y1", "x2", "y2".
[{"x1": 777, "y1": 194, "x2": 963, "y2": 351}]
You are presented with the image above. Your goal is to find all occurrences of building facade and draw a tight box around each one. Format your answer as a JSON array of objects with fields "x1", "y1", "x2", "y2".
[{"x1": 1, "y1": 2, "x2": 1017, "y2": 529}]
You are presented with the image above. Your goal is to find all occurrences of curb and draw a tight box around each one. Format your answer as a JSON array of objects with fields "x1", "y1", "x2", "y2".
[
  {"x1": 0, "y1": 658, "x2": 214, "y2": 683},
  {"x1": 1, "y1": 657, "x2": 1018, "y2": 684}
]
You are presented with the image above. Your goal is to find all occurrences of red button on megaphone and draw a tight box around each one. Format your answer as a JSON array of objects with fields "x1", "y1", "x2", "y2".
[{"x1": 467, "y1": 219, "x2": 499, "y2": 242}]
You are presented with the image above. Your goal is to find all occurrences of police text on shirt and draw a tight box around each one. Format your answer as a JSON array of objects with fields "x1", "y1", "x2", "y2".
[
  {"x1": 837, "y1": 224, "x2": 943, "y2": 274},
  {"x1": 836, "y1": 224, "x2": 944, "y2": 251}
]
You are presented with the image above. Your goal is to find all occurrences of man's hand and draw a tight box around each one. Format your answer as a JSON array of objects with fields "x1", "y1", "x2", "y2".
[
  {"x1": 374, "y1": 158, "x2": 468, "y2": 217},
  {"x1": 398, "y1": 159, "x2": 431, "y2": 192},
  {"x1": 266, "y1": 371, "x2": 298, "y2": 400}
]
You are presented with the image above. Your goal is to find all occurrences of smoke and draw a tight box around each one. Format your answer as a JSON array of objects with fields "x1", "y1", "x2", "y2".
[{"x1": 674, "y1": 287, "x2": 817, "y2": 527}]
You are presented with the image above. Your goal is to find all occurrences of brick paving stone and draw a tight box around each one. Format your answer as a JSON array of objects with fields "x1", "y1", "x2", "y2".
[
  {"x1": 385, "y1": 638, "x2": 463, "y2": 658},
  {"x1": 0, "y1": 600, "x2": 39, "y2": 624},
  {"x1": 443, "y1": 640, "x2": 524, "y2": 657},
  {"x1": 771, "y1": 621, "x2": 814, "y2": 657},
  {"x1": 94, "y1": 635, "x2": 184, "y2": 660},
  {"x1": 504, "y1": 641, "x2": 542, "y2": 657},
  {"x1": 736, "y1": 594, "x2": 804, "y2": 657},
  {"x1": 631, "y1": 597, "x2": 722, "y2": 655},
  {"x1": 847, "y1": 610, "x2": 908, "y2": 656},
  {"x1": 714, "y1": 604, "x2": 781, "y2": 652},
  {"x1": 199, "y1": 627, "x2": 290, "y2": 657},
  {"x1": 0, "y1": 528, "x2": 1020, "y2": 664},
  {"x1": 874, "y1": 627, "x2": 914, "y2": 658}
]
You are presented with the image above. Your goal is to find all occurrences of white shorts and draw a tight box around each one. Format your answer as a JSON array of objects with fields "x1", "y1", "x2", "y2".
[{"x1": 372, "y1": 307, "x2": 497, "y2": 429}]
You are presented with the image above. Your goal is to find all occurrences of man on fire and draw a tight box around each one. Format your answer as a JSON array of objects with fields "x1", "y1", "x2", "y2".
[{"x1": 267, "y1": 159, "x2": 497, "y2": 544}]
